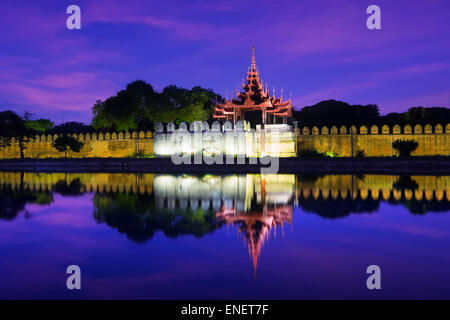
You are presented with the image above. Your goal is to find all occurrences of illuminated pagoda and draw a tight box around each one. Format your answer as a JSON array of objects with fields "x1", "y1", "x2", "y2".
[
  {"x1": 216, "y1": 206, "x2": 292, "y2": 277},
  {"x1": 215, "y1": 175, "x2": 293, "y2": 276},
  {"x1": 213, "y1": 46, "x2": 293, "y2": 125}
]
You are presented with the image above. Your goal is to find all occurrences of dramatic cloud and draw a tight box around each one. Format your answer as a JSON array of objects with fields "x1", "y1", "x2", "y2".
[{"x1": 0, "y1": 0, "x2": 449, "y2": 122}]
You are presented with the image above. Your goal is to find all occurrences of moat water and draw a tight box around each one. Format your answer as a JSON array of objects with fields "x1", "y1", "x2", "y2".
[{"x1": 0, "y1": 172, "x2": 449, "y2": 299}]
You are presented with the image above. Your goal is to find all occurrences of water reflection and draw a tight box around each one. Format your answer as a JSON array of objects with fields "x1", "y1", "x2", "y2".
[
  {"x1": 93, "y1": 191, "x2": 220, "y2": 243},
  {"x1": 154, "y1": 174, "x2": 294, "y2": 274},
  {"x1": 0, "y1": 172, "x2": 449, "y2": 273},
  {"x1": 0, "y1": 172, "x2": 53, "y2": 220}
]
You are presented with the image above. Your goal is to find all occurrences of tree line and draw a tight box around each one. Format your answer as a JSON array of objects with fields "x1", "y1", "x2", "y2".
[
  {"x1": 291, "y1": 99, "x2": 450, "y2": 128},
  {"x1": 91, "y1": 80, "x2": 223, "y2": 132},
  {"x1": 0, "y1": 80, "x2": 448, "y2": 158},
  {"x1": 0, "y1": 111, "x2": 85, "y2": 158},
  {"x1": 0, "y1": 80, "x2": 224, "y2": 158}
]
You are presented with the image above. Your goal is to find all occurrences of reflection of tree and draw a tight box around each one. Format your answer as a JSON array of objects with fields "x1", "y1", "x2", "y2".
[
  {"x1": 389, "y1": 198, "x2": 450, "y2": 215},
  {"x1": 393, "y1": 176, "x2": 419, "y2": 191},
  {"x1": 389, "y1": 176, "x2": 450, "y2": 214},
  {"x1": 0, "y1": 188, "x2": 35, "y2": 220},
  {"x1": 407, "y1": 199, "x2": 450, "y2": 215},
  {"x1": 92, "y1": 192, "x2": 221, "y2": 243},
  {"x1": 0, "y1": 190, "x2": 54, "y2": 220},
  {"x1": 299, "y1": 195, "x2": 380, "y2": 219},
  {"x1": 0, "y1": 171, "x2": 448, "y2": 229},
  {"x1": 0, "y1": 173, "x2": 54, "y2": 220},
  {"x1": 54, "y1": 178, "x2": 84, "y2": 196},
  {"x1": 299, "y1": 187, "x2": 450, "y2": 217},
  {"x1": 33, "y1": 192, "x2": 54, "y2": 205}
]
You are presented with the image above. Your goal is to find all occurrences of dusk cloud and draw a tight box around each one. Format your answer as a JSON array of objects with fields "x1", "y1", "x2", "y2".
[{"x1": 0, "y1": 0, "x2": 449, "y2": 122}]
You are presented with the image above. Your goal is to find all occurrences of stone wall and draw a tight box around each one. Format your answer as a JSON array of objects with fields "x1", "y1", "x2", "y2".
[
  {"x1": 296, "y1": 123, "x2": 450, "y2": 156},
  {"x1": 0, "y1": 122, "x2": 449, "y2": 159},
  {"x1": 0, "y1": 131, "x2": 154, "y2": 159},
  {"x1": 153, "y1": 120, "x2": 296, "y2": 158}
]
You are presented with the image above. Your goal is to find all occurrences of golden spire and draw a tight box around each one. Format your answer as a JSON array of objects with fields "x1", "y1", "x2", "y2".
[{"x1": 251, "y1": 45, "x2": 256, "y2": 72}]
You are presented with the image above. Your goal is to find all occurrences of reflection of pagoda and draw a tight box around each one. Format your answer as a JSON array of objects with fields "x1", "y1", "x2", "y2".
[
  {"x1": 215, "y1": 176, "x2": 293, "y2": 276},
  {"x1": 213, "y1": 46, "x2": 293, "y2": 125}
]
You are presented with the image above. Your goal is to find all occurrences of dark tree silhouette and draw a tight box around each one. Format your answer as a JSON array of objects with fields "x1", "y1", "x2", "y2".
[
  {"x1": 0, "y1": 110, "x2": 34, "y2": 158},
  {"x1": 291, "y1": 100, "x2": 449, "y2": 128},
  {"x1": 292, "y1": 100, "x2": 380, "y2": 128},
  {"x1": 52, "y1": 134, "x2": 84, "y2": 158},
  {"x1": 52, "y1": 122, "x2": 94, "y2": 135},
  {"x1": 392, "y1": 139, "x2": 419, "y2": 156},
  {"x1": 91, "y1": 80, "x2": 223, "y2": 131}
]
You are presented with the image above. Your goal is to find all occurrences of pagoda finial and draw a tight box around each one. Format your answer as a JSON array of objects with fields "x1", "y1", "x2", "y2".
[{"x1": 251, "y1": 45, "x2": 256, "y2": 72}]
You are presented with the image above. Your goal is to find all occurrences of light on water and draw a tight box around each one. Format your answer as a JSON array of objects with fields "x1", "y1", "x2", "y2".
[{"x1": 0, "y1": 172, "x2": 449, "y2": 299}]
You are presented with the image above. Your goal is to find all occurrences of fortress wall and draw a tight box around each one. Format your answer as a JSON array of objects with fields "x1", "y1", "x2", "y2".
[
  {"x1": 0, "y1": 131, "x2": 154, "y2": 159},
  {"x1": 0, "y1": 123, "x2": 449, "y2": 159},
  {"x1": 296, "y1": 124, "x2": 450, "y2": 157},
  {"x1": 153, "y1": 121, "x2": 297, "y2": 158}
]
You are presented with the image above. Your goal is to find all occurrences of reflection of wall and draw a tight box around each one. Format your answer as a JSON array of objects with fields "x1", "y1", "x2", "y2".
[
  {"x1": 0, "y1": 132, "x2": 154, "y2": 159},
  {"x1": 0, "y1": 172, "x2": 154, "y2": 194},
  {"x1": 1, "y1": 172, "x2": 448, "y2": 204},
  {"x1": 297, "y1": 124, "x2": 450, "y2": 156},
  {"x1": 153, "y1": 173, "x2": 296, "y2": 275},
  {"x1": 295, "y1": 175, "x2": 450, "y2": 202},
  {"x1": 1, "y1": 172, "x2": 448, "y2": 270},
  {"x1": 153, "y1": 174, "x2": 296, "y2": 213}
]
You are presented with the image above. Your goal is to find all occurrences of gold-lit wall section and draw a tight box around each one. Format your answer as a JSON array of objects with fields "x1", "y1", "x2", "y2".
[
  {"x1": 295, "y1": 174, "x2": 450, "y2": 202},
  {"x1": 296, "y1": 123, "x2": 450, "y2": 157},
  {"x1": 0, "y1": 123, "x2": 449, "y2": 159},
  {"x1": 0, "y1": 131, "x2": 154, "y2": 159},
  {"x1": 0, "y1": 172, "x2": 154, "y2": 194}
]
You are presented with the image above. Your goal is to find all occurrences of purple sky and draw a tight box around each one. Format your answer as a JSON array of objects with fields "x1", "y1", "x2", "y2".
[{"x1": 0, "y1": 0, "x2": 449, "y2": 124}]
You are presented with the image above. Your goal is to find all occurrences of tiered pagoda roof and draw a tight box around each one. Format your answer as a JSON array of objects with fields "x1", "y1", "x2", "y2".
[
  {"x1": 214, "y1": 46, "x2": 293, "y2": 124},
  {"x1": 216, "y1": 204, "x2": 293, "y2": 276}
]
